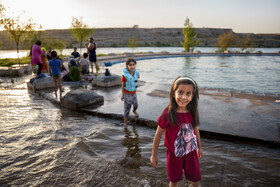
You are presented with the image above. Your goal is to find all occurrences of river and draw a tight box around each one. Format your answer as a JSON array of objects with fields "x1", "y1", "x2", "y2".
[
  {"x1": 1, "y1": 47, "x2": 280, "y2": 59},
  {"x1": 0, "y1": 74, "x2": 280, "y2": 186}
]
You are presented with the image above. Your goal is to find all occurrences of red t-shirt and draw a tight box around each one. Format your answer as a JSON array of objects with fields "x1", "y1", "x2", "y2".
[{"x1": 158, "y1": 109, "x2": 196, "y2": 154}]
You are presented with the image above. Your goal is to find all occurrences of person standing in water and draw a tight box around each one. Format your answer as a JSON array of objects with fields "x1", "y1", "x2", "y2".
[
  {"x1": 121, "y1": 58, "x2": 140, "y2": 125},
  {"x1": 150, "y1": 76, "x2": 203, "y2": 187}
]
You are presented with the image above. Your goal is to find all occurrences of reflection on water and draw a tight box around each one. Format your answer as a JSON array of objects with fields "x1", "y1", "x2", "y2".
[
  {"x1": 0, "y1": 80, "x2": 280, "y2": 186},
  {"x1": 184, "y1": 57, "x2": 192, "y2": 66},
  {"x1": 120, "y1": 125, "x2": 142, "y2": 169}
]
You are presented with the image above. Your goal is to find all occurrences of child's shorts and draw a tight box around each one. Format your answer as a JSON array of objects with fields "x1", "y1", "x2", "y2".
[
  {"x1": 124, "y1": 93, "x2": 138, "y2": 118},
  {"x1": 81, "y1": 65, "x2": 87, "y2": 75},
  {"x1": 166, "y1": 149, "x2": 201, "y2": 183}
]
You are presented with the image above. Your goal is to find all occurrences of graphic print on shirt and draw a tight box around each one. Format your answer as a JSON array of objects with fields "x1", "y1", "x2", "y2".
[{"x1": 174, "y1": 123, "x2": 197, "y2": 157}]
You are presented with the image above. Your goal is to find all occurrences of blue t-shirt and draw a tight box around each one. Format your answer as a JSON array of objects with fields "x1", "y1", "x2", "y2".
[{"x1": 49, "y1": 59, "x2": 62, "y2": 75}]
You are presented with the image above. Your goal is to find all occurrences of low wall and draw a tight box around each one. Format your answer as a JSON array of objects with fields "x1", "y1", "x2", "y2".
[{"x1": 0, "y1": 64, "x2": 32, "y2": 77}]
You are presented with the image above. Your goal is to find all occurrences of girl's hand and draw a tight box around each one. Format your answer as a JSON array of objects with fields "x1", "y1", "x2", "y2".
[
  {"x1": 197, "y1": 148, "x2": 203, "y2": 159},
  {"x1": 150, "y1": 155, "x2": 158, "y2": 168},
  {"x1": 121, "y1": 96, "x2": 124, "y2": 101}
]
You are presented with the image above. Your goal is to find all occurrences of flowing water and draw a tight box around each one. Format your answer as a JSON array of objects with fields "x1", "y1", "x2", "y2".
[
  {"x1": 1, "y1": 48, "x2": 280, "y2": 186},
  {"x1": 0, "y1": 76, "x2": 280, "y2": 186}
]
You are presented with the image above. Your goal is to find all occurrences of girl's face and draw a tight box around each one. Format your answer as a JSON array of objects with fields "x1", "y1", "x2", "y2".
[
  {"x1": 174, "y1": 84, "x2": 194, "y2": 112},
  {"x1": 127, "y1": 61, "x2": 136, "y2": 73}
]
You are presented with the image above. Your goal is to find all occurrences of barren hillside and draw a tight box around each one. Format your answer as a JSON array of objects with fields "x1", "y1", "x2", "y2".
[{"x1": 0, "y1": 28, "x2": 279, "y2": 50}]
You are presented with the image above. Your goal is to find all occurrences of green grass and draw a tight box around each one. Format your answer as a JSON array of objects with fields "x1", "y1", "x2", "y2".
[
  {"x1": 0, "y1": 56, "x2": 31, "y2": 67},
  {"x1": 0, "y1": 54, "x2": 109, "y2": 67}
]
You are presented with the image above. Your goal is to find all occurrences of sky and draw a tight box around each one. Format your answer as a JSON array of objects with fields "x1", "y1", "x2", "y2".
[{"x1": 1, "y1": 0, "x2": 280, "y2": 34}]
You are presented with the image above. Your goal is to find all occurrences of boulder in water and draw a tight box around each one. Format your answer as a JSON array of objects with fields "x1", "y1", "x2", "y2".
[{"x1": 61, "y1": 89, "x2": 104, "y2": 110}]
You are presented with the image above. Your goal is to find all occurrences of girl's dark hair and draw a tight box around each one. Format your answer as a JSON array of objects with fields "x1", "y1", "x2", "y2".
[
  {"x1": 125, "y1": 58, "x2": 136, "y2": 66},
  {"x1": 35, "y1": 40, "x2": 42, "y2": 46},
  {"x1": 83, "y1": 53, "x2": 88, "y2": 58},
  {"x1": 162, "y1": 76, "x2": 200, "y2": 128}
]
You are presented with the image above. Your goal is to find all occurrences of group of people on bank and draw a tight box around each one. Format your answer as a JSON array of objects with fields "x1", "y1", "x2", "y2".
[
  {"x1": 30, "y1": 37, "x2": 98, "y2": 97},
  {"x1": 30, "y1": 37, "x2": 98, "y2": 76}
]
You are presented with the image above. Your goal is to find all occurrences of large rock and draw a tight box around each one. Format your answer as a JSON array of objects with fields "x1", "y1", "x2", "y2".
[
  {"x1": 61, "y1": 89, "x2": 104, "y2": 110},
  {"x1": 193, "y1": 50, "x2": 201, "y2": 54},
  {"x1": 27, "y1": 76, "x2": 54, "y2": 93},
  {"x1": 92, "y1": 74, "x2": 122, "y2": 87},
  {"x1": 0, "y1": 64, "x2": 32, "y2": 77},
  {"x1": 0, "y1": 66, "x2": 24, "y2": 77},
  {"x1": 32, "y1": 76, "x2": 54, "y2": 89}
]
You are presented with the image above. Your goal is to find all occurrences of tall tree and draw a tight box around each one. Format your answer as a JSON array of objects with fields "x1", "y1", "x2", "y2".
[
  {"x1": 240, "y1": 34, "x2": 253, "y2": 51},
  {"x1": 47, "y1": 39, "x2": 66, "y2": 55},
  {"x1": 218, "y1": 31, "x2": 238, "y2": 51},
  {"x1": 70, "y1": 17, "x2": 93, "y2": 54},
  {"x1": 180, "y1": 17, "x2": 200, "y2": 52},
  {"x1": 1, "y1": 11, "x2": 37, "y2": 64},
  {"x1": 127, "y1": 36, "x2": 138, "y2": 52},
  {"x1": 0, "y1": 3, "x2": 5, "y2": 16}
]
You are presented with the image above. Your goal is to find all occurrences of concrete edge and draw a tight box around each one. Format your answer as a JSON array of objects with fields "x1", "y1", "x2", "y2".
[{"x1": 79, "y1": 108, "x2": 280, "y2": 148}]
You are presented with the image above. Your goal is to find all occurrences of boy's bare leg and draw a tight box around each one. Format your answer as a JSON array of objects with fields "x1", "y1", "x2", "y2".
[
  {"x1": 58, "y1": 78, "x2": 62, "y2": 98},
  {"x1": 53, "y1": 77, "x2": 58, "y2": 97}
]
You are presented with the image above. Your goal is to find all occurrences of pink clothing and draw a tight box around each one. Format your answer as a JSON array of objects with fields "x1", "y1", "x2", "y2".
[
  {"x1": 158, "y1": 109, "x2": 196, "y2": 153},
  {"x1": 158, "y1": 108, "x2": 201, "y2": 182},
  {"x1": 31, "y1": 44, "x2": 43, "y2": 65},
  {"x1": 167, "y1": 149, "x2": 201, "y2": 182}
]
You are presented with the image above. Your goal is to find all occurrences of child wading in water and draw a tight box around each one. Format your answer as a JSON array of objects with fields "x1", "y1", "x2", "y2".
[
  {"x1": 150, "y1": 76, "x2": 203, "y2": 187},
  {"x1": 121, "y1": 58, "x2": 140, "y2": 125},
  {"x1": 48, "y1": 51, "x2": 62, "y2": 98}
]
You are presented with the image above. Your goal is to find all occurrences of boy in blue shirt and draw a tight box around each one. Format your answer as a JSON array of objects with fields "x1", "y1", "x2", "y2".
[{"x1": 48, "y1": 51, "x2": 62, "y2": 98}]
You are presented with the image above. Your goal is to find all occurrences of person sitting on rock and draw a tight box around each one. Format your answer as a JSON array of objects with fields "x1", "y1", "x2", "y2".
[
  {"x1": 71, "y1": 47, "x2": 80, "y2": 59},
  {"x1": 68, "y1": 58, "x2": 78, "y2": 69},
  {"x1": 69, "y1": 62, "x2": 81, "y2": 82}
]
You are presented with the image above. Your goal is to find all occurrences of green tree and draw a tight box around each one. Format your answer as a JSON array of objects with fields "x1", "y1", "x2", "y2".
[
  {"x1": 127, "y1": 36, "x2": 138, "y2": 52},
  {"x1": 218, "y1": 31, "x2": 238, "y2": 51},
  {"x1": 132, "y1": 25, "x2": 139, "y2": 29},
  {"x1": 70, "y1": 17, "x2": 93, "y2": 53},
  {"x1": 0, "y1": 12, "x2": 37, "y2": 64},
  {"x1": 240, "y1": 34, "x2": 253, "y2": 51},
  {"x1": 47, "y1": 39, "x2": 66, "y2": 55},
  {"x1": 180, "y1": 17, "x2": 200, "y2": 52},
  {"x1": 0, "y1": 3, "x2": 5, "y2": 16},
  {"x1": 27, "y1": 25, "x2": 45, "y2": 48}
]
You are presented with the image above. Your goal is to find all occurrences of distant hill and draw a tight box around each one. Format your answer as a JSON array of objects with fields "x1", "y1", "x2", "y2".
[{"x1": 0, "y1": 28, "x2": 279, "y2": 50}]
